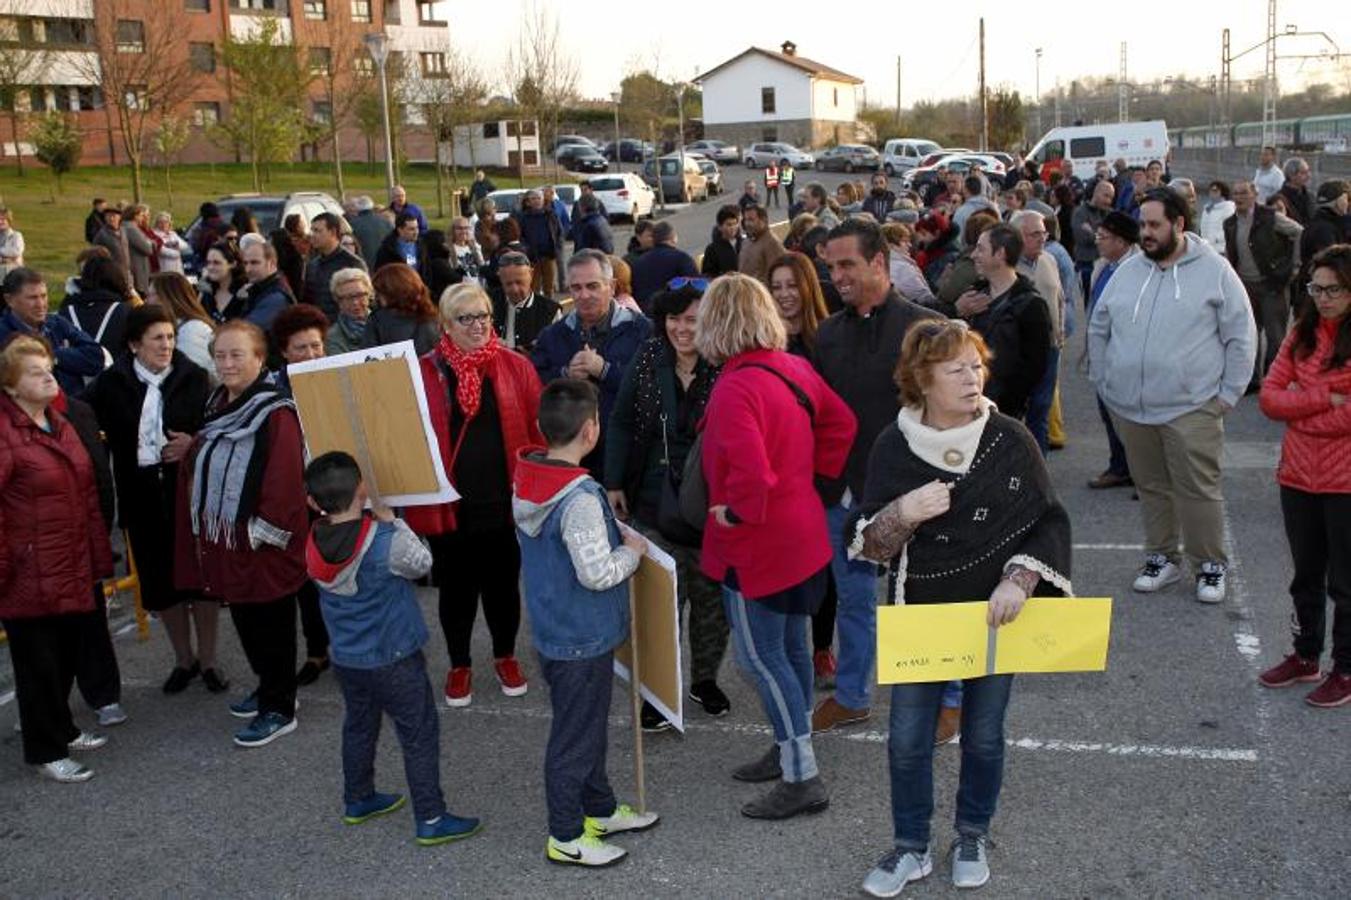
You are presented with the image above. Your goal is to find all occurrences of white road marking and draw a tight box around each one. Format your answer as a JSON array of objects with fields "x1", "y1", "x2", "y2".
[{"x1": 1073, "y1": 543, "x2": 1145, "y2": 551}]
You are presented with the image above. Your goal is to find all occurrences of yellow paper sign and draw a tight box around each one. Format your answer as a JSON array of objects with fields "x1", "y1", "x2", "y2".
[{"x1": 877, "y1": 598, "x2": 1113, "y2": 684}]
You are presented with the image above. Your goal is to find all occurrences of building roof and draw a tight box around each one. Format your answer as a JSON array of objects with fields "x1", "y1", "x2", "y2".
[{"x1": 694, "y1": 46, "x2": 864, "y2": 86}]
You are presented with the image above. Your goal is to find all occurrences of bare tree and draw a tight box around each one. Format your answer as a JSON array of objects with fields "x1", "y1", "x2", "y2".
[
  {"x1": 0, "y1": 1, "x2": 50, "y2": 176},
  {"x1": 74, "y1": 0, "x2": 196, "y2": 202},
  {"x1": 410, "y1": 48, "x2": 488, "y2": 219},
  {"x1": 295, "y1": 10, "x2": 370, "y2": 200},
  {"x1": 504, "y1": 2, "x2": 579, "y2": 182},
  {"x1": 152, "y1": 114, "x2": 191, "y2": 213}
]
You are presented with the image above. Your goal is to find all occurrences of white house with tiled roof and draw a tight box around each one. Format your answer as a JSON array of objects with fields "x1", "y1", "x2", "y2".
[{"x1": 694, "y1": 41, "x2": 863, "y2": 149}]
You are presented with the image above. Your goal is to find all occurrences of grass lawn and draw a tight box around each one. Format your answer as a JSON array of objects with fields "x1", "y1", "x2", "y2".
[{"x1": 0, "y1": 160, "x2": 560, "y2": 304}]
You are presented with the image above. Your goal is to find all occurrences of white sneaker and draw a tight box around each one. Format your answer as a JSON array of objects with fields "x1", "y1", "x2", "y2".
[
  {"x1": 546, "y1": 834, "x2": 627, "y2": 867},
  {"x1": 862, "y1": 847, "x2": 933, "y2": 897},
  {"x1": 584, "y1": 803, "x2": 660, "y2": 837},
  {"x1": 1132, "y1": 554, "x2": 1181, "y2": 593},
  {"x1": 39, "y1": 758, "x2": 94, "y2": 783},
  {"x1": 1195, "y1": 561, "x2": 1227, "y2": 604},
  {"x1": 68, "y1": 731, "x2": 108, "y2": 751},
  {"x1": 950, "y1": 833, "x2": 991, "y2": 888},
  {"x1": 96, "y1": 703, "x2": 128, "y2": 727}
]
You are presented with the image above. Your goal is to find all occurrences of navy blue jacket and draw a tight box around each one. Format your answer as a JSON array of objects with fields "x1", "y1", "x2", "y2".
[
  {"x1": 630, "y1": 244, "x2": 698, "y2": 310},
  {"x1": 573, "y1": 212, "x2": 615, "y2": 255},
  {"x1": 514, "y1": 207, "x2": 563, "y2": 260},
  {"x1": 0, "y1": 308, "x2": 104, "y2": 395}
]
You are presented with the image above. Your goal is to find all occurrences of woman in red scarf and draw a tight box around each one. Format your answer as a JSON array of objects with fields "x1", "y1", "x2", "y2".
[{"x1": 406, "y1": 283, "x2": 543, "y2": 708}]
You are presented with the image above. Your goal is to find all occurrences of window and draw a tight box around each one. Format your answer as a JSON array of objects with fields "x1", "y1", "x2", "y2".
[
  {"x1": 77, "y1": 86, "x2": 103, "y2": 111},
  {"x1": 761, "y1": 87, "x2": 775, "y2": 114},
  {"x1": 193, "y1": 101, "x2": 221, "y2": 126},
  {"x1": 483, "y1": 122, "x2": 500, "y2": 139},
  {"x1": 189, "y1": 42, "x2": 215, "y2": 73},
  {"x1": 303, "y1": 0, "x2": 326, "y2": 19},
  {"x1": 350, "y1": 0, "x2": 372, "y2": 22},
  {"x1": 312, "y1": 100, "x2": 332, "y2": 123},
  {"x1": 417, "y1": 1, "x2": 445, "y2": 25},
  {"x1": 41, "y1": 18, "x2": 92, "y2": 45},
  {"x1": 1034, "y1": 139, "x2": 1065, "y2": 164},
  {"x1": 230, "y1": 0, "x2": 288, "y2": 12},
  {"x1": 761, "y1": 129, "x2": 778, "y2": 142},
  {"x1": 125, "y1": 85, "x2": 148, "y2": 110},
  {"x1": 354, "y1": 55, "x2": 374, "y2": 77},
  {"x1": 419, "y1": 51, "x2": 446, "y2": 77},
  {"x1": 185, "y1": 0, "x2": 210, "y2": 11},
  {"x1": 115, "y1": 19, "x2": 145, "y2": 54},
  {"x1": 1069, "y1": 136, "x2": 1106, "y2": 159},
  {"x1": 25, "y1": 87, "x2": 48, "y2": 113},
  {"x1": 383, "y1": 0, "x2": 400, "y2": 24},
  {"x1": 308, "y1": 47, "x2": 331, "y2": 78},
  {"x1": 833, "y1": 87, "x2": 838, "y2": 107}
]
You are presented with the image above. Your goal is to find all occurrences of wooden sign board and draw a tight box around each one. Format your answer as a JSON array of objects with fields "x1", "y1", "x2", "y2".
[{"x1": 614, "y1": 527, "x2": 684, "y2": 732}]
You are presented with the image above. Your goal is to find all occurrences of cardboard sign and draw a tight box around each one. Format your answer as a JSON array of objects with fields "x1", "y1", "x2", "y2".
[{"x1": 613, "y1": 526, "x2": 684, "y2": 732}]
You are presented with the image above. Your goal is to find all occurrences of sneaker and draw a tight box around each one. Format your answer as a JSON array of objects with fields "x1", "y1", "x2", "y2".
[
  {"x1": 296, "y1": 657, "x2": 330, "y2": 687},
  {"x1": 688, "y1": 680, "x2": 730, "y2": 717},
  {"x1": 546, "y1": 834, "x2": 627, "y2": 867},
  {"x1": 229, "y1": 691, "x2": 259, "y2": 719},
  {"x1": 233, "y1": 712, "x2": 297, "y2": 748},
  {"x1": 861, "y1": 847, "x2": 933, "y2": 898},
  {"x1": 96, "y1": 704, "x2": 128, "y2": 727},
  {"x1": 811, "y1": 697, "x2": 870, "y2": 733},
  {"x1": 584, "y1": 803, "x2": 660, "y2": 838},
  {"x1": 640, "y1": 700, "x2": 672, "y2": 732},
  {"x1": 202, "y1": 668, "x2": 230, "y2": 693},
  {"x1": 1132, "y1": 554, "x2": 1181, "y2": 593},
  {"x1": 950, "y1": 832, "x2": 991, "y2": 888},
  {"x1": 741, "y1": 776, "x2": 829, "y2": 820},
  {"x1": 416, "y1": 812, "x2": 483, "y2": 846},
  {"x1": 163, "y1": 662, "x2": 201, "y2": 694},
  {"x1": 1195, "y1": 561, "x2": 1226, "y2": 604},
  {"x1": 444, "y1": 667, "x2": 472, "y2": 708},
  {"x1": 38, "y1": 758, "x2": 93, "y2": 783},
  {"x1": 731, "y1": 745, "x2": 782, "y2": 783},
  {"x1": 1305, "y1": 671, "x2": 1351, "y2": 709},
  {"x1": 934, "y1": 707, "x2": 961, "y2": 746},
  {"x1": 68, "y1": 731, "x2": 108, "y2": 751},
  {"x1": 1258, "y1": 654, "x2": 1322, "y2": 688},
  {"x1": 813, "y1": 649, "x2": 838, "y2": 690},
  {"x1": 343, "y1": 792, "x2": 406, "y2": 825},
  {"x1": 493, "y1": 657, "x2": 528, "y2": 697}
]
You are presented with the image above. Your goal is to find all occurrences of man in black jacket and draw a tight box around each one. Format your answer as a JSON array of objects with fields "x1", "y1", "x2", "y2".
[
  {"x1": 490, "y1": 251, "x2": 560, "y2": 354},
  {"x1": 1301, "y1": 180, "x2": 1349, "y2": 276},
  {"x1": 304, "y1": 212, "x2": 367, "y2": 322},
  {"x1": 1278, "y1": 157, "x2": 1314, "y2": 225},
  {"x1": 700, "y1": 205, "x2": 742, "y2": 277},
  {"x1": 811, "y1": 218, "x2": 941, "y2": 734},
  {"x1": 1224, "y1": 180, "x2": 1301, "y2": 387},
  {"x1": 83, "y1": 198, "x2": 106, "y2": 245}
]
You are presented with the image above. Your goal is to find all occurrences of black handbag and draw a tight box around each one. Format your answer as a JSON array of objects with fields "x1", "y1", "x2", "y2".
[{"x1": 656, "y1": 412, "x2": 704, "y2": 547}]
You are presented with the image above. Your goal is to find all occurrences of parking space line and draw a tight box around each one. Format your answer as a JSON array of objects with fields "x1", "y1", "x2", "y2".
[{"x1": 1073, "y1": 543, "x2": 1145, "y2": 551}]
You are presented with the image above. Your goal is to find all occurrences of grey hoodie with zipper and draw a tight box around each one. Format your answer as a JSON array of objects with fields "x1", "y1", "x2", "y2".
[{"x1": 1088, "y1": 233, "x2": 1256, "y2": 426}]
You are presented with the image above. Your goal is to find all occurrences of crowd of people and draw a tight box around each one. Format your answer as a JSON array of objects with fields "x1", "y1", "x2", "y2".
[{"x1": 0, "y1": 146, "x2": 1348, "y2": 891}]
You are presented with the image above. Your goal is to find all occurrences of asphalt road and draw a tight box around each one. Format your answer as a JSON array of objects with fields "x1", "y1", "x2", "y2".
[{"x1": 3, "y1": 164, "x2": 1348, "y2": 898}]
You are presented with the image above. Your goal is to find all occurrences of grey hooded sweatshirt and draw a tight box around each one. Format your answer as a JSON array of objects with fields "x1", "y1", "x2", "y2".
[{"x1": 1088, "y1": 233, "x2": 1256, "y2": 426}]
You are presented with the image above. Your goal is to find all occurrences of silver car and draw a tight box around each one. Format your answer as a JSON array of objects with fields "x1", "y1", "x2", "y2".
[
  {"x1": 687, "y1": 139, "x2": 740, "y2": 164},
  {"x1": 743, "y1": 142, "x2": 815, "y2": 169}
]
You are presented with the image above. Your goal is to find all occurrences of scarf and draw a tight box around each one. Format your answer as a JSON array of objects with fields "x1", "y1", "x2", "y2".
[
  {"x1": 436, "y1": 331, "x2": 500, "y2": 420},
  {"x1": 894, "y1": 397, "x2": 994, "y2": 476},
  {"x1": 133, "y1": 358, "x2": 172, "y2": 467},
  {"x1": 190, "y1": 377, "x2": 293, "y2": 546}
]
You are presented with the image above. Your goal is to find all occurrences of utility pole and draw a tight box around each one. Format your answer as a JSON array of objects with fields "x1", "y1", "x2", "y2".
[
  {"x1": 1054, "y1": 77, "x2": 1061, "y2": 128},
  {"x1": 1034, "y1": 47, "x2": 1042, "y2": 140},
  {"x1": 1262, "y1": 0, "x2": 1277, "y2": 146},
  {"x1": 1221, "y1": 28, "x2": 1232, "y2": 126},
  {"x1": 979, "y1": 19, "x2": 988, "y2": 151},
  {"x1": 1117, "y1": 42, "x2": 1128, "y2": 123},
  {"x1": 896, "y1": 56, "x2": 902, "y2": 126}
]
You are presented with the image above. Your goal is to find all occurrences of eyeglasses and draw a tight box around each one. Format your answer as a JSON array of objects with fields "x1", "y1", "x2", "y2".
[
  {"x1": 454, "y1": 312, "x2": 492, "y2": 327},
  {"x1": 667, "y1": 277, "x2": 709, "y2": 292},
  {"x1": 1307, "y1": 283, "x2": 1349, "y2": 299},
  {"x1": 335, "y1": 291, "x2": 370, "y2": 302}
]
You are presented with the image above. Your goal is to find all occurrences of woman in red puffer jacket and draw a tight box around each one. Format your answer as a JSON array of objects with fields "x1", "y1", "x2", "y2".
[
  {"x1": 0, "y1": 334, "x2": 114, "y2": 783},
  {"x1": 1257, "y1": 245, "x2": 1351, "y2": 709}
]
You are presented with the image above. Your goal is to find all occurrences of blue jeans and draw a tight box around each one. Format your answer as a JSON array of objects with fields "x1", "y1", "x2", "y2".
[
  {"x1": 539, "y1": 651, "x2": 618, "y2": 841},
  {"x1": 723, "y1": 587, "x2": 817, "y2": 782},
  {"x1": 826, "y1": 502, "x2": 881, "y2": 710},
  {"x1": 1026, "y1": 346, "x2": 1061, "y2": 455},
  {"x1": 334, "y1": 650, "x2": 446, "y2": 823},
  {"x1": 888, "y1": 674, "x2": 1014, "y2": 850}
]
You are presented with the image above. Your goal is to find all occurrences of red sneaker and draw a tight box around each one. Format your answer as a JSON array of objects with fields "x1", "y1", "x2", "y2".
[
  {"x1": 1257, "y1": 654, "x2": 1321, "y2": 688},
  {"x1": 444, "y1": 667, "x2": 472, "y2": 708},
  {"x1": 493, "y1": 657, "x2": 528, "y2": 697},
  {"x1": 813, "y1": 650, "x2": 837, "y2": 690},
  {"x1": 1305, "y1": 671, "x2": 1351, "y2": 708}
]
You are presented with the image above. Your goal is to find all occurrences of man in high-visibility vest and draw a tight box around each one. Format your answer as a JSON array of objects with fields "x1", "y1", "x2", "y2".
[
  {"x1": 764, "y1": 162, "x2": 781, "y2": 208},
  {"x1": 779, "y1": 160, "x2": 796, "y2": 208}
]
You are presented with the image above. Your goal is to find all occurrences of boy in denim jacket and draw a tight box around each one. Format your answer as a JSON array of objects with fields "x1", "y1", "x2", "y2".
[
  {"x1": 304, "y1": 451, "x2": 481, "y2": 847},
  {"x1": 513, "y1": 379, "x2": 660, "y2": 867}
]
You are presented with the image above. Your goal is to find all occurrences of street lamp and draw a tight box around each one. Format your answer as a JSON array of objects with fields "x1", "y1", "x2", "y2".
[
  {"x1": 610, "y1": 90, "x2": 622, "y2": 174},
  {"x1": 1034, "y1": 48, "x2": 1043, "y2": 140},
  {"x1": 363, "y1": 31, "x2": 396, "y2": 198},
  {"x1": 675, "y1": 82, "x2": 687, "y2": 202}
]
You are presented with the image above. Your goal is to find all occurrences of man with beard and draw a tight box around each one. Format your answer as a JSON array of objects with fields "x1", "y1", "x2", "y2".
[
  {"x1": 860, "y1": 173, "x2": 896, "y2": 221},
  {"x1": 1089, "y1": 188, "x2": 1255, "y2": 606},
  {"x1": 736, "y1": 204, "x2": 785, "y2": 283}
]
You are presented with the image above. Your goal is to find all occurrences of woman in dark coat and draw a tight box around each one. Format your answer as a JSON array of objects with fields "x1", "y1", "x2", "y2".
[
  {"x1": 420, "y1": 229, "x2": 464, "y2": 303},
  {"x1": 59, "y1": 254, "x2": 133, "y2": 362},
  {"x1": 85, "y1": 304, "x2": 220, "y2": 694},
  {"x1": 361, "y1": 262, "x2": 442, "y2": 355}
]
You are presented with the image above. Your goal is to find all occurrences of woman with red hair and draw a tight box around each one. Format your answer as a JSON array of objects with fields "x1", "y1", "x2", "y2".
[{"x1": 361, "y1": 262, "x2": 440, "y2": 355}]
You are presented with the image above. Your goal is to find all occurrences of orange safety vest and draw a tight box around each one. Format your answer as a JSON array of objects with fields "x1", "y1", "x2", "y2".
[{"x1": 764, "y1": 165, "x2": 780, "y2": 188}]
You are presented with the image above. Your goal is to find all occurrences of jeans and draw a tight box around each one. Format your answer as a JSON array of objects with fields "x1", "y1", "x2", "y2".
[
  {"x1": 1281, "y1": 487, "x2": 1351, "y2": 672},
  {"x1": 1075, "y1": 261, "x2": 1094, "y2": 310},
  {"x1": 1026, "y1": 346, "x2": 1061, "y2": 455},
  {"x1": 888, "y1": 674, "x2": 1014, "y2": 850},
  {"x1": 334, "y1": 650, "x2": 446, "y2": 822},
  {"x1": 723, "y1": 587, "x2": 817, "y2": 782},
  {"x1": 1097, "y1": 394, "x2": 1131, "y2": 478},
  {"x1": 826, "y1": 502, "x2": 882, "y2": 710},
  {"x1": 539, "y1": 652, "x2": 618, "y2": 841}
]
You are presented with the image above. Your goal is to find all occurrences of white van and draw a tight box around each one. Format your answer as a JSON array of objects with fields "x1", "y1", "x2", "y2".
[
  {"x1": 1027, "y1": 121, "x2": 1169, "y2": 179},
  {"x1": 881, "y1": 138, "x2": 943, "y2": 176}
]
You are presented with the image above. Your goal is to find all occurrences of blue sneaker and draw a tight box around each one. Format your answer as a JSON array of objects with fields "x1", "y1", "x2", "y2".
[
  {"x1": 233, "y1": 712, "x2": 297, "y2": 748},
  {"x1": 415, "y1": 812, "x2": 482, "y2": 846},
  {"x1": 229, "y1": 692, "x2": 258, "y2": 719},
  {"x1": 343, "y1": 792, "x2": 406, "y2": 825}
]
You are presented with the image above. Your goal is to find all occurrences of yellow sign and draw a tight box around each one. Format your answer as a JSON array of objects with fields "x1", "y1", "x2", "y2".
[{"x1": 877, "y1": 598, "x2": 1112, "y2": 684}]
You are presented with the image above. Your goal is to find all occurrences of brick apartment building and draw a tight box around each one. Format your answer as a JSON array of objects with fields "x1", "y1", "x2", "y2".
[{"x1": 0, "y1": 0, "x2": 453, "y2": 167}]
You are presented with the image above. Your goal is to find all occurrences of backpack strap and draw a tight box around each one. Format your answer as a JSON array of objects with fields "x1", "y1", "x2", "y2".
[
  {"x1": 93, "y1": 304, "x2": 117, "y2": 343},
  {"x1": 742, "y1": 362, "x2": 815, "y2": 422}
]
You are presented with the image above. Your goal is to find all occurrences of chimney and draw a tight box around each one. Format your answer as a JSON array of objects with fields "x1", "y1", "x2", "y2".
[{"x1": 781, "y1": 41, "x2": 796, "y2": 57}]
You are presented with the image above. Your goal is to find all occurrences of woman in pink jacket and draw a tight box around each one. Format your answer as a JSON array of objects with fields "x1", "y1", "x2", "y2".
[
  {"x1": 696, "y1": 273, "x2": 857, "y2": 820},
  {"x1": 1258, "y1": 244, "x2": 1351, "y2": 708}
]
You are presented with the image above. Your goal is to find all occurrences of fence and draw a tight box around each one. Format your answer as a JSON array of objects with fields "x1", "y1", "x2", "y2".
[{"x1": 1171, "y1": 147, "x2": 1351, "y2": 186}]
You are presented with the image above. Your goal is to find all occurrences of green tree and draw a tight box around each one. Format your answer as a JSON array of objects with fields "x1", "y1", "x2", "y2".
[
  {"x1": 29, "y1": 112, "x2": 81, "y2": 201},
  {"x1": 153, "y1": 114, "x2": 191, "y2": 213},
  {"x1": 216, "y1": 18, "x2": 313, "y2": 191},
  {"x1": 988, "y1": 88, "x2": 1025, "y2": 150}
]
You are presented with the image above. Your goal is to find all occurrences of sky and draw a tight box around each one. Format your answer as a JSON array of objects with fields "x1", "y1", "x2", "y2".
[{"x1": 439, "y1": 0, "x2": 1349, "y2": 109}]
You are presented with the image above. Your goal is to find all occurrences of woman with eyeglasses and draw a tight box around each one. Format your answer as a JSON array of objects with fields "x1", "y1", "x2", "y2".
[
  {"x1": 324, "y1": 268, "x2": 372, "y2": 356},
  {"x1": 361, "y1": 263, "x2": 441, "y2": 356},
  {"x1": 850, "y1": 319, "x2": 1070, "y2": 896},
  {"x1": 405, "y1": 283, "x2": 544, "y2": 709},
  {"x1": 1257, "y1": 245, "x2": 1351, "y2": 708},
  {"x1": 603, "y1": 282, "x2": 729, "y2": 731}
]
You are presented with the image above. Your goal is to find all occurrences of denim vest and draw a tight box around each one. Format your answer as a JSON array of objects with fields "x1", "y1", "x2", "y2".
[
  {"x1": 518, "y1": 479, "x2": 631, "y2": 661},
  {"x1": 317, "y1": 524, "x2": 429, "y2": 670}
]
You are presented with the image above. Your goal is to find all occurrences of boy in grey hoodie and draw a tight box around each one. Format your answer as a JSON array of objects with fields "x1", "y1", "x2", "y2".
[{"x1": 1088, "y1": 188, "x2": 1256, "y2": 605}]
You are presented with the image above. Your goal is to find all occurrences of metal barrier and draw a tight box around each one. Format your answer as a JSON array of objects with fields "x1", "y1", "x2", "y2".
[{"x1": 103, "y1": 532, "x2": 150, "y2": 642}]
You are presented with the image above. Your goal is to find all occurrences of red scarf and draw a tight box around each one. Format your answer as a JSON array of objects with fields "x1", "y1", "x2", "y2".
[{"x1": 436, "y1": 331, "x2": 500, "y2": 419}]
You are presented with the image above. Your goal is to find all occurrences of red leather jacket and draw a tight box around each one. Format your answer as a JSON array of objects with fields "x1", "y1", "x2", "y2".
[
  {"x1": 1259, "y1": 318, "x2": 1351, "y2": 495},
  {"x1": 0, "y1": 394, "x2": 113, "y2": 619},
  {"x1": 404, "y1": 347, "x2": 544, "y2": 536}
]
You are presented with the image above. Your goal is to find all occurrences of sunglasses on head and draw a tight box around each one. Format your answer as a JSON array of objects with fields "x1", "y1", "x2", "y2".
[{"x1": 667, "y1": 277, "x2": 709, "y2": 292}]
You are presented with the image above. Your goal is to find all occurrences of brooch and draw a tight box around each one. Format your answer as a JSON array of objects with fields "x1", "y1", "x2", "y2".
[{"x1": 943, "y1": 448, "x2": 964, "y2": 467}]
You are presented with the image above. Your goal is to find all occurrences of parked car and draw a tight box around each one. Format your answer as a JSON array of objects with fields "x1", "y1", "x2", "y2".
[
  {"x1": 602, "y1": 139, "x2": 655, "y2": 163},
  {"x1": 880, "y1": 138, "x2": 943, "y2": 175},
  {"x1": 552, "y1": 184, "x2": 579, "y2": 218},
  {"x1": 554, "y1": 134, "x2": 599, "y2": 151},
  {"x1": 556, "y1": 144, "x2": 609, "y2": 173},
  {"x1": 901, "y1": 153, "x2": 1008, "y2": 190},
  {"x1": 814, "y1": 144, "x2": 882, "y2": 172},
  {"x1": 743, "y1": 142, "x2": 815, "y2": 169},
  {"x1": 468, "y1": 188, "x2": 530, "y2": 230},
  {"x1": 686, "y1": 139, "x2": 740, "y2": 163},
  {"x1": 641, "y1": 155, "x2": 709, "y2": 203},
  {"x1": 695, "y1": 158, "x2": 723, "y2": 194},
  {"x1": 182, "y1": 191, "x2": 344, "y2": 277},
  {"x1": 918, "y1": 148, "x2": 970, "y2": 168},
  {"x1": 585, "y1": 173, "x2": 656, "y2": 222}
]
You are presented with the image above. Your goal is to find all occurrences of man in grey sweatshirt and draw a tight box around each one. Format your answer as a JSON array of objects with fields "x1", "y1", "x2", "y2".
[{"x1": 1088, "y1": 188, "x2": 1256, "y2": 606}]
